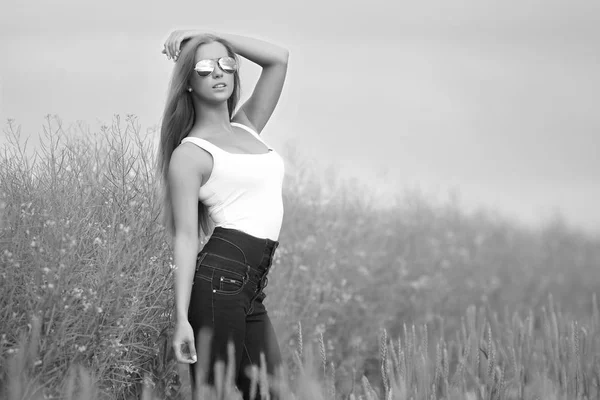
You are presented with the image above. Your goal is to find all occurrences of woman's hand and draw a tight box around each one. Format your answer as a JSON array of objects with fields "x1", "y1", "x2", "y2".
[
  {"x1": 172, "y1": 320, "x2": 197, "y2": 364},
  {"x1": 162, "y1": 29, "x2": 205, "y2": 61}
]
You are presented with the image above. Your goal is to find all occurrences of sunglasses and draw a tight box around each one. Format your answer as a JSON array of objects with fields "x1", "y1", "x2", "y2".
[{"x1": 194, "y1": 56, "x2": 238, "y2": 77}]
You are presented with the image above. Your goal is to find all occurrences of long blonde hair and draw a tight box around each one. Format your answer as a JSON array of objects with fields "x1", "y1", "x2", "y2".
[{"x1": 156, "y1": 34, "x2": 241, "y2": 242}]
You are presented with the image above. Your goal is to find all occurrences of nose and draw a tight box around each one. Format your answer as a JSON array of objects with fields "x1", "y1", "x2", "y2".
[{"x1": 212, "y1": 66, "x2": 223, "y2": 78}]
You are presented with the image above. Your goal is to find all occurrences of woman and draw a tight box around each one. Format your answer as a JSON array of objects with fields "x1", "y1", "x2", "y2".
[{"x1": 157, "y1": 29, "x2": 289, "y2": 399}]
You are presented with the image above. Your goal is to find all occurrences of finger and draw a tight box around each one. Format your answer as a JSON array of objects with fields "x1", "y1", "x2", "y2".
[
  {"x1": 165, "y1": 34, "x2": 173, "y2": 59},
  {"x1": 169, "y1": 34, "x2": 178, "y2": 60},
  {"x1": 175, "y1": 37, "x2": 182, "y2": 60},
  {"x1": 162, "y1": 37, "x2": 169, "y2": 58},
  {"x1": 187, "y1": 338, "x2": 197, "y2": 363},
  {"x1": 173, "y1": 34, "x2": 183, "y2": 61},
  {"x1": 170, "y1": 31, "x2": 178, "y2": 58},
  {"x1": 173, "y1": 342, "x2": 184, "y2": 363}
]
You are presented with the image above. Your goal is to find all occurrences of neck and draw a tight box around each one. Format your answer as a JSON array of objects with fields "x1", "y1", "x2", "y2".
[{"x1": 191, "y1": 98, "x2": 232, "y2": 134}]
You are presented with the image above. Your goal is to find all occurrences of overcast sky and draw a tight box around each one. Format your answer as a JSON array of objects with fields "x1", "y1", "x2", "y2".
[{"x1": 1, "y1": 0, "x2": 599, "y2": 235}]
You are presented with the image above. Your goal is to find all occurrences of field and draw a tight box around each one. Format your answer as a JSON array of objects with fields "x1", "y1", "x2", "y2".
[{"x1": 1, "y1": 115, "x2": 599, "y2": 399}]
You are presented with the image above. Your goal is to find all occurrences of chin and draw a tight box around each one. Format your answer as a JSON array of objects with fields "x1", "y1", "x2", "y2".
[
  {"x1": 217, "y1": 89, "x2": 234, "y2": 100},
  {"x1": 202, "y1": 93, "x2": 232, "y2": 105}
]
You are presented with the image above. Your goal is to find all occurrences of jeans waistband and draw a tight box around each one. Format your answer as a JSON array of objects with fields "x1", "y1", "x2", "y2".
[{"x1": 197, "y1": 227, "x2": 279, "y2": 283}]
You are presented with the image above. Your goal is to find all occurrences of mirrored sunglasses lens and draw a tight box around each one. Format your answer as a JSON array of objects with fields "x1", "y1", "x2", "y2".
[
  {"x1": 195, "y1": 60, "x2": 215, "y2": 76},
  {"x1": 219, "y1": 57, "x2": 237, "y2": 73}
]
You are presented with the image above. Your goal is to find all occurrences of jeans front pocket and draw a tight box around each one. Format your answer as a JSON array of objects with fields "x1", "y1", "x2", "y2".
[
  {"x1": 195, "y1": 252, "x2": 248, "y2": 296},
  {"x1": 212, "y1": 268, "x2": 246, "y2": 296},
  {"x1": 219, "y1": 275, "x2": 244, "y2": 292}
]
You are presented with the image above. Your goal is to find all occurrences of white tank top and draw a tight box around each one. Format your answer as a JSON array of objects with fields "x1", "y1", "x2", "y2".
[{"x1": 179, "y1": 122, "x2": 285, "y2": 241}]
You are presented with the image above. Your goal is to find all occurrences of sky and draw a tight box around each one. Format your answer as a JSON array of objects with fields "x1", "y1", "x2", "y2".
[{"x1": 1, "y1": 0, "x2": 599, "y2": 236}]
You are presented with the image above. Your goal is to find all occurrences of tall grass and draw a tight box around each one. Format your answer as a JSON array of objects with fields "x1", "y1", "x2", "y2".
[{"x1": 1, "y1": 114, "x2": 599, "y2": 399}]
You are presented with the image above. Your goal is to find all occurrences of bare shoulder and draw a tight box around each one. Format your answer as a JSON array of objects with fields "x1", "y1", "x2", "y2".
[{"x1": 169, "y1": 142, "x2": 212, "y2": 184}]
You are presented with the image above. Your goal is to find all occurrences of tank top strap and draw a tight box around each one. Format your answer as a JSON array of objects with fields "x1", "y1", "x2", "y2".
[
  {"x1": 231, "y1": 122, "x2": 272, "y2": 150},
  {"x1": 180, "y1": 136, "x2": 222, "y2": 157}
]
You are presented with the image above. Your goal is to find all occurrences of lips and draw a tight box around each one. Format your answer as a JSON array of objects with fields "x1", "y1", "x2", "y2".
[{"x1": 212, "y1": 83, "x2": 227, "y2": 88}]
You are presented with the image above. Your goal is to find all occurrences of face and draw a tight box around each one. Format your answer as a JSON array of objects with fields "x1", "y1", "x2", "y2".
[{"x1": 189, "y1": 41, "x2": 236, "y2": 104}]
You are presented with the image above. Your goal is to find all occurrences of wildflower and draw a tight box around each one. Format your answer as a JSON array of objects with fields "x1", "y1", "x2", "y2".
[
  {"x1": 93, "y1": 237, "x2": 102, "y2": 246},
  {"x1": 42, "y1": 267, "x2": 51, "y2": 274},
  {"x1": 30, "y1": 240, "x2": 36, "y2": 247},
  {"x1": 48, "y1": 283, "x2": 54, "y2": 289},
  {"x1": 123, "y1": 364, "x2": 139, "y2": 374},
  {"x1": 77, "y1": 345, "x2": 87, "y2": 352},
  {"x1": 142, "y1": 374, "x2": 155, "y2": 389},
  {"x1": 34, "y1": 359, "x2": 42, "y2": 367},
  {"x1": 96, "y1": 306, "x2": 103, "y2": 313}
]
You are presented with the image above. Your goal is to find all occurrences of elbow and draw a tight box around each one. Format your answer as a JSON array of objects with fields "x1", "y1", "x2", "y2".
[{"x1": 278, "y1": 49, "x2": 290, "y2": 65}]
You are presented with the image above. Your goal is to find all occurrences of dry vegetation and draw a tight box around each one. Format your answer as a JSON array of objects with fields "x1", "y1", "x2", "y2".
[{"x1": 1, "y1": 115, "x2": 599, "y2": 399}]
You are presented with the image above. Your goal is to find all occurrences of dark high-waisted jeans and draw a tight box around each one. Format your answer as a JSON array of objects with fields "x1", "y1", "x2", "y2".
[{"x1": 188, "y1": 226, "x2": 282, "y2": 399}]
